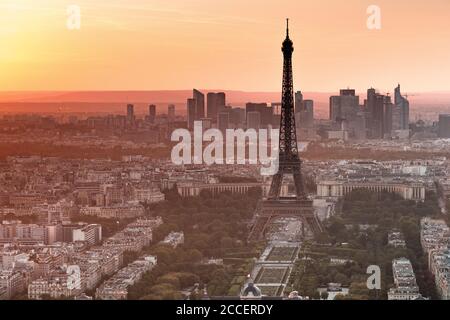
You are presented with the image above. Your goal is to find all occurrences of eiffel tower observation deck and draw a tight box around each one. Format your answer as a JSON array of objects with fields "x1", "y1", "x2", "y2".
[{"x1": 248, "y1": 20, "x2": 323, "y2": 242}]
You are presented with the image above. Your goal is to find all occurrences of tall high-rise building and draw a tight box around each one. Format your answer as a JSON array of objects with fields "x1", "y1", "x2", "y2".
[
  {"x1": 365, "y1": 88, "x2": 382, "y2": 139},
  {"x1": 365, "y1": 89, "x2": 400, "y2": 139},
  {"x1": 367, "y1": 88, "x2": 377, "y2": 104},
  {"x1": 127, "y1": 104, "x2": 135, "y2": 127},
  {"x1": 207, "y1": 93, "x2": 217, "y2": 120},
  {"x1": 353, "y1": 111, "x2": 367, "y2": 140},
  {"x1": 394, "y1": 84, "x2": 410, "y2": 130},
  {"x1": 365, "y1": 88, "x2": 377, "y2": 118},
  {"x1": 187, "y1": 98, "x2": 196, "y2": 129},
  {"x1": 340, "y1": 89, "x2": 359, "y2": 121},
  {"x1": 330, "y1": 90, "x2": 359, "y2": 121},
  {"x1": 297, "y1": 99, "x2": 314, "y2": 128},
  {"x1": 329, "y1": 89, "x2": 360, "y2": 138},
  {"x1": 207, "y1": 92, "x2": 226, "y2": 120},
  {"x1": 438, "y1": 114, "x2": 450, "y2": 138},
  {"x1": 264, "y1": 105, "x2": 274, "y2": 127},
  {"x1": 371, "y1": 94, "x2": 386, "y2": 139},
  {"x1": 217, "y1": 92, "x2": 226, "y2": 114},
  {"x1": 168, "y1": 104, "x2": 175, "y2": 122},
  {"x1": 193, "y1": 89, "x2": 205, "y2": 120},
  {"x1": 247, "y1": 111, "x2": 261, "y2": 130},
  {"x1": 201, "y1": 118, "x2": 212, "y2": 130},
  {"x1": 329, "y1": 96, "x2": 341, "y2": 122},
  {"x1": 385, "y1": 98, "x2": 403, "y2": 134},
  {"x1": 230, "y1": 107, "x2": 246, "y2": 128},
  {"x1": 217, "y1": 112, "x2": 230, "y2": 133},
  {"x1": 148, "y1": 104, "x2": 156, "y2": 124},
  {"x1": 246, "y1": 103, "x2": 273, "y2": 127},
  {"x1": 295, "y1": 91, "x2": 303, "y2": 114},
  {"x1": 383, "y1": 95, "x2": 394, "y2": 136}
]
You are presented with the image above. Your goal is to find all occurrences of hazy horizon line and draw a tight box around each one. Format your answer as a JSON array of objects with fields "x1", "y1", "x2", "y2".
[{"x1": 2, "y1": 89, "x2": 450, "y2": 93}]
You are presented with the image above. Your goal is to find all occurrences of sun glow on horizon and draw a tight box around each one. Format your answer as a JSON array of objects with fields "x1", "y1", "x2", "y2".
[{"x1": 1, "y1": 0, "x2": 450, "y2": 92}]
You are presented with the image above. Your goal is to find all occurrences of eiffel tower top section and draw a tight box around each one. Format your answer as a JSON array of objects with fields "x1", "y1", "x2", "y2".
[
  {"x1": 282, "y1": 18, "x2": 294, "y2": 56},
  {"x1": 279, "y1": 18, "x2": 299, "y2": 162}
]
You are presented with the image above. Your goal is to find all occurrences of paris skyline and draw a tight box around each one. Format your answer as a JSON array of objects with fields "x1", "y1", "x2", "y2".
[
  {"x1": 1, "y1": 1, "x2": 450, "y2": 305},
  {"x1": 1, "y1": 0, "x2": 450, "y2": 93}
]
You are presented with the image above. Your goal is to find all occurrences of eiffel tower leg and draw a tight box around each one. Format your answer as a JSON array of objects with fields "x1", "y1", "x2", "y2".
[
  {"x1": 292, "y1": 169, "x2": 305, "y2": 199},
  {"x1": 268, "y1": 172, "x2": 283, "y2": 200}
]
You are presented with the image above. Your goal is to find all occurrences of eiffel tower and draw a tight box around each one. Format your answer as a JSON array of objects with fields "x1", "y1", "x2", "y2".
[{"x1": 248, "y1": 20, "x2": 322, "y2": 242}]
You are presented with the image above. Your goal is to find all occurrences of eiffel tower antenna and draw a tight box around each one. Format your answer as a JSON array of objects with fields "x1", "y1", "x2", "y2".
[{"x1": 286, "y1": 18, "x2": 289, "y2": 37}]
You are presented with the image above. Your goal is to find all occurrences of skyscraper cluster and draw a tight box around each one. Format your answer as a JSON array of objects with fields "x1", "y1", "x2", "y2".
[
  {"x1": 185, "y1": 84, "x2": 410, "y2": 141},
  {"x1": 186, "y1": 89, "x2": 246, "y2": 131},
  {"x1": 187, "y1": 89, "x2": 206, "y2": 129},
  {"x1": 329, "y1": 84, "x2": 410, "y2": 140},
  {"x1": 245, "y1": 103, "x2": 274, "y2": 129},
  {"x1": 295, "y1": 91, "x2": 315, "y2": 139},
  {"x1": 207, "y1": 92, "x2": 226, "y2": 119}
]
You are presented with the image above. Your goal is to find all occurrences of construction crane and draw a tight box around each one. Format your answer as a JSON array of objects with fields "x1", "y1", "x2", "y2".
[{"x1": 403, "y1": 93, "x2": 419, "y2": 100}]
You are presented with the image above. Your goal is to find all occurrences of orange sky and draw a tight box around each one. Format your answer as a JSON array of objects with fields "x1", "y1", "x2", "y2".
[{"x1": 1, "y1": 0, "x2": 450, "y2": 92}]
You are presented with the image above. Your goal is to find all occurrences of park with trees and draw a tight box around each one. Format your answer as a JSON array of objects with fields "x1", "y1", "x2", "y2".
[
  {"x1": 127, "y1": 187, "x2": 262, "y2": 299},
  {"x1": 288, "y1": 189, "x2": 443, "y2": 299}
]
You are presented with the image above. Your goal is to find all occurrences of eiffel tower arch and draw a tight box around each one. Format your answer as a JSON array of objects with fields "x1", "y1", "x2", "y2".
[{"x1": 248, "y1": 19, "x2": 323, "y2": 242}]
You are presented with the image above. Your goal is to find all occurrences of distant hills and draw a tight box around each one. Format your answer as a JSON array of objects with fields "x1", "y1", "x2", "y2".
[
  {"x1": 0, "y1": 90, "x2": 307, "y2": 104},
  {"x1": 0, "y1": 90, "x2": 449, "y2": 117}
]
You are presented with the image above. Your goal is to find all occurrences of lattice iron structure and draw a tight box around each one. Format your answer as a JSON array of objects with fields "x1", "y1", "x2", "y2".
[
  {"x1": 249, "y1": 20, "x2": 322, "y2": 242},
  {"x1": 268, "y1": 19, "x2": 305, "y2": 201}
]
